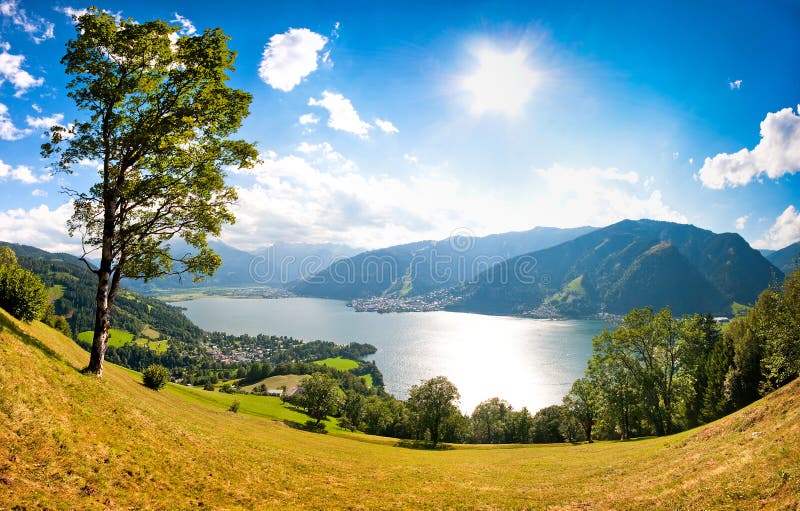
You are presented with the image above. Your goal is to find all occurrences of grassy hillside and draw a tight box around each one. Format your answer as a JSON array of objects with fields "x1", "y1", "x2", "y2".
[{"x1": 1, "y1": 308, "x2": 798, "y2": 509}]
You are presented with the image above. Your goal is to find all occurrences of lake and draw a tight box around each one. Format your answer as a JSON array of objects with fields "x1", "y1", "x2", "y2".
[{"x1": 175, "y1": 297, "x2": 608, "y2": 413}]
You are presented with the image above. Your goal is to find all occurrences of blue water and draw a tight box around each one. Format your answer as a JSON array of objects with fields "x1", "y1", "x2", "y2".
[{"x1": 175, "y1": 297, "x2": 607, "y2": 413}]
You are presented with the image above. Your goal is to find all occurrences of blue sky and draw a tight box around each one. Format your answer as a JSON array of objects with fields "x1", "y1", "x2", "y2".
[{"x1": 0, "y1": 0, "x2": 798, "y2": 252}]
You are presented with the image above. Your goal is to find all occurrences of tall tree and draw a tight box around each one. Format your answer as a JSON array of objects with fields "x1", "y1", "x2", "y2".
[
  {"x1": 407, "y1": 376, "x2": 460, "y2": 446},
  {"x1": 299, "y1": 373, "x2": 344, "y2": 426},
  {"x1": 563, "y1": 377, "x2": 597, "y2": 442},
  {"x1": 471, "y1": 397, "x2": 512, "y2": 444},
  {"x1": 42, "y1": 9, "x2": 258, "y2": 375}
]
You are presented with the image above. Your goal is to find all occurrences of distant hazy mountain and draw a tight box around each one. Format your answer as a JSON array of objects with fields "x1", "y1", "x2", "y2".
[
  {"x1": 289, "y1": 226, "x2": 597, "y2": 300},
  {"x1": 766, "y1": 242, "x2": 800, "y2": 275},
  {"x1": 450, "y1": 219, "x2": 783, "y2": 317},
  {"x1": 127, "y1": 240, "x2": 361, "y2": 293}
]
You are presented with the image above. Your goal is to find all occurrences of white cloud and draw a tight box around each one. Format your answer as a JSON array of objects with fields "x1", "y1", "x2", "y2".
[
  {"x1": 0, "y1": 202, "x2": 78, "y2": 253},
  {"x1": 171, "y1": 12, "x2": 196, "y2": 35},
  {"x1": 0, "y1": 43, "x2": 44, "y2": 96},
  {"x1": 0, "y1": 103, "x2": 31, "y2": 140},
  {"x1": 31, "y1": 188, "x2": 47, "y2": 197},
  {"x1": 222, "y1": 143, "x2": 686, "y2": 250},
  {"x1": 698, "y1": 105, "x2": 800, "y2": 189},
  {"x1": 25, "y1": 112, "x2": 64, "y2": 129},
  {"x1": 735, "y1": 214, "x2": 750, "y2": 230},
  {"x1": 374, "y1": 118, "x2": 399, "y2": 134},
  {"x1": 404, "y1": 154, "x2": 419, "y2": 165},
  {"x1": 308, "y1": 91, "x2": 371, "y2": 137},
  {"x1": 298, "y1": 113, "x2": 319, "y2": 125},
  {"x1": 672, "y1": 151, "x2": 679, "y2": 160},
  {"x1": 0, "y1": 159, "x2": 49, "y2": 184},
  {"x1": 461, "y1": 43, "x2": 539, "y2": 117},
  {"x1": 54, "y1": 6, "x2": 87, "y2": 21},
  {"x1": 529, "y1": 165, "x2": 686, "y2": 227},
  {"x1": 753, "y1": 205, "x2": 800, "y2": 250},
  {"x1": 729, "y1": 79, "x2": 742, "y2": 90},
  {"x1": 0, "y1": 0, "x2": 54, "y2": 44},
  {"x1": 688, "y1": 157, "x2": 694, "y2": 165},
  {"x1": 258, "y1": 28, "x2": 328, "y2": 92}
]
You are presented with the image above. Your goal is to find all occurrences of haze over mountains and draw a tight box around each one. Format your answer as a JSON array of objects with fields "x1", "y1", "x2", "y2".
[
  {"x1": 766, "y1": 242, "x2": 800, "y2": 275},
  {"x1": 126, "y1": 240, "x2": 362, "y2": 293}
]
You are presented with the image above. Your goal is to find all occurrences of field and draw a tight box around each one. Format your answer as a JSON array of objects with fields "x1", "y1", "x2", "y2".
[
  {"x1": 77, "y1": 328, "x2": 134, "y2": 347},
  {"x1": 1, "y1": 307, "x2": 799, "y2": 509},
  {"x1": 77, "y1": 328, "x2": 167, "y2": 353},
  {"x1": 47, "y1": 284, "x2": 64, "y2": 301},
  {"x1": 313, "y1": 357, "x2": 372, "y2": 386},
  {"x1": 239, "y1": 374, "x2": 306, "y2": 393},
  {"x1": 312, "y1": 356, "x2": 360, "y2": 371}
]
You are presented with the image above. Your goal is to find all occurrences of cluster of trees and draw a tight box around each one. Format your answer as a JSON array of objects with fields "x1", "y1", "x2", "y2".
[
  {"x1": 0, "y1": 247, "x2": 50, "y2": 323},
  {"x1": 560, "y1": 268, "x2": 800, "y2": 441}
]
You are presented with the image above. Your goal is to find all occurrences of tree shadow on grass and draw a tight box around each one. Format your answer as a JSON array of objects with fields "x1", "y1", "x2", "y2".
[
  {"x1": 0, "y1": 314, "x2": 75, "y2": 370},
  {"x1": 282, "y1": 419, "x2": 328, "y2": 434},
  {"x1": 395, "y1": 440, "x2": 454, "y2": 450}
]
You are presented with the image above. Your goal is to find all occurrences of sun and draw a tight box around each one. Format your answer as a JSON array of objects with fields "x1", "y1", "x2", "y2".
[{"x1": 461, "y1": 44, "x2": 539, "y2": 118}]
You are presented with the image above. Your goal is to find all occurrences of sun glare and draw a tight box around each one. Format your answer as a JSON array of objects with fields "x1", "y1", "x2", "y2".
[{"x1": 461, "y1": 44, "x2": 539, "y2": 117}]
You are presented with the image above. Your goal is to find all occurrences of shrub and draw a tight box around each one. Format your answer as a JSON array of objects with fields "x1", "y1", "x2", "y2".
[
  {"x1": 0, "y1": 264, "x2": 49, "y2": 322},
  {"x1": 142, "y1": 364, "x2": 171, "y2": 390},
  {"x1": 203, "y1": 381, "x2": 215, "y2": 391},
  {"x1": 229, "y1": 400, "x2": 240, "y2": 413}
]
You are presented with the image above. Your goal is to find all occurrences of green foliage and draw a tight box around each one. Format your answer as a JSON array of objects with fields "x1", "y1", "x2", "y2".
[
  {"x1": 407, "y1": 376, "x2": 460, "y2": 446},
  {"x1": 229, "y1": 400, "x2": 240, "y2": 413},
  {"x1": 759, "y1": 270, "x2": 800, "y2": 390},
  {"x1": 563, "y1": 378, "x2": 597, "y2": 442},
  {"x1": 590, "y1": 307, "x2": 694, "y2": 435},
  {"x1": 530, "y1": 405, "x2": 567, "y2": 443},
  {"x1": 0, "y1": 263, "x2": 50, "y2": 323},
  {"x1": 41, "y1": 8, "x2": 259, "y2": 374},
  {"x1": 203, "y1": 381, "x2": 215, "y2": 391},
  {"x1": 470, "y1": 397, "x2": 513, "y2": 444},
  {"x1": 142, "y1": 364, "x2": 171, "y2": 390},
  {"x1": 298, "y1": 373, "x2": 344, "y2": 425},
  {"x1": 0, "y1": 247, "x2": 18, "y2": 267}
]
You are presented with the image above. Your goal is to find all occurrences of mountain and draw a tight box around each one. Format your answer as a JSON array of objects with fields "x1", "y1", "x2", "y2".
[
  {"x1": 126, "y1": 240, "x2": 361, "y2": 293},
  {"x1": 289, "y1": 226, "x2": 597, "y2": 300},
  {"x1": 767, "y1": 242, "x2": 800, "y2": 275},
  {"x1": 451, "y1": 219, "x2": 783, "y2": 316}
]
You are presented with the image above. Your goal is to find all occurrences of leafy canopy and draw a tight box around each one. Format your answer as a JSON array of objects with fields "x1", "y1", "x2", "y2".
[{"x1": 42, "y1": 8, "x2": 259, "y2": 282}]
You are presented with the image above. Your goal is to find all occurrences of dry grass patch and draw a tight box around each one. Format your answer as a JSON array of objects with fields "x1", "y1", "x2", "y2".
[{"x1": 0, "y1": 308, "x2": 798, "y2": 510}]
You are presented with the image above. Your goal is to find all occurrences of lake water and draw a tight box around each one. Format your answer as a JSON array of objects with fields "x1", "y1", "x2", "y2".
[{"x1": 175, "y1": 297, "x2": 608, "y2": 413}]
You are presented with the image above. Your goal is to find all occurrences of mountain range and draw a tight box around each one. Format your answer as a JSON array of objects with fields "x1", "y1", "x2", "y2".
[
  {"x1": 6, "y1": 218, "x2": 794, "y2": 319},
  {"x1": 288, "y1": 226, "x2": 596, "y2": 300},
  {"x1": 125, "y1": 240, "x2": 361, "y2": 293},
  {"x1": 447, "y1": 219, "x2": 783, "y2": 316}
]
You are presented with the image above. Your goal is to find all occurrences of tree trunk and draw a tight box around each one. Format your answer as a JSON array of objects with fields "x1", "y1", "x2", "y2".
[{"x1": 87, "y1": 268, "x2": 112, "y2": 376}]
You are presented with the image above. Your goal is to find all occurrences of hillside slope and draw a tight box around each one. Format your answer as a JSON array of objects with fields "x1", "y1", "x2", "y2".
[
  {"x1": 289, "y1": 226, "x2": 595, "y2": 300},
  {"x1": 768, "y1": 241, "x2": 800, "y2": 275},
  {"x1": 453, "y1": 219, "x2": 782, "y2": 316},
  {"x1": 1, "y1": 308, "x2": 798, "y2": 509}
]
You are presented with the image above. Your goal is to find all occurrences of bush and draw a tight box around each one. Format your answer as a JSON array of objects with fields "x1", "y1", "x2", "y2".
[
  {"x1": 229, "y1": 400, "x2": 240, "y2": 413},
  {"x1": 142, "y1": 364, "x2": 171, "y2": 390},
  {"x1": 203, "y1": 381, "x2": 215, "y2": 391},
  {"x1": 0, "y1": 264, "x2": 49, "y2": 322}
]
